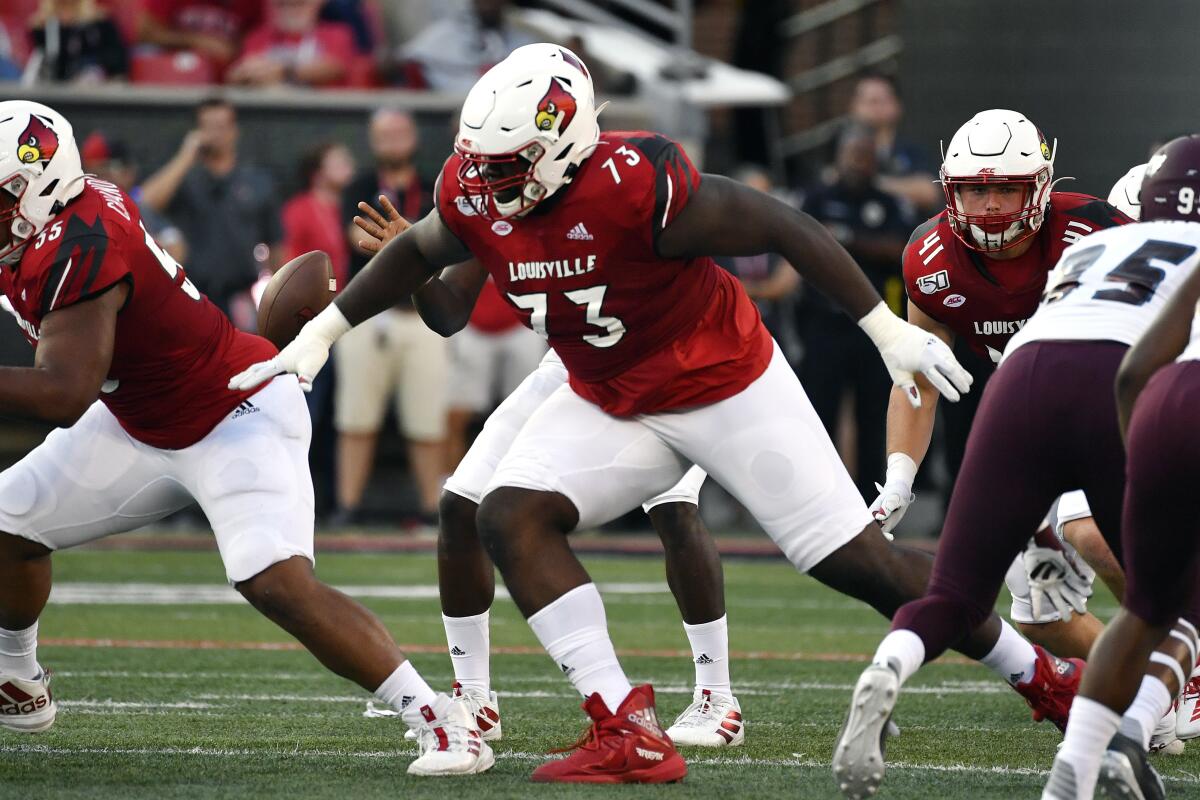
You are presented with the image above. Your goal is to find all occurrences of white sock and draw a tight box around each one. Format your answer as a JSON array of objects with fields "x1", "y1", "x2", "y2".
[
  {"x1": 374, "y1": 660, "x2": 442, "y2": 729},
  {"x1": 1119, "y1": 675, "x2": 1172, "y2": 750},
  {"x1": 0, "y1": 622, "x2": 39, "y2": 680},
  {"x1": 683, "y1": 615, "x2": 732, "y2": 697},
  {"x1": 442, "y1": 611, "x2": 490, "y2": 696},
  {"x1": 528, "y1": 583, "x2": 632, "y2": 714},
  {"x1": 872, "y1": 629, "x2": 925, "y2": 685},
  {"x1": 979, "y1": 619, "x2": 1037, "y2": 685},
  {"x1": 1057, "y1": 696, "x2": 1122, "y2": 799}
]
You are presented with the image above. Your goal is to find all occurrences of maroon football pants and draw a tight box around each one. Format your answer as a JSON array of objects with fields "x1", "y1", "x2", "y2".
[
  {"x1": 1122, "y1": 360, "x2": 1200, "y2": 626},
  {"x1": 891, "y1": 341, "x2": 1130, "y2": 662}
]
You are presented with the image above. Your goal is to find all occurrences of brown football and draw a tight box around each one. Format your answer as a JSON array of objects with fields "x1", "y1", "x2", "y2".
[{"x1": 257, "y1": 250, "x2": 337, "y2": 349}]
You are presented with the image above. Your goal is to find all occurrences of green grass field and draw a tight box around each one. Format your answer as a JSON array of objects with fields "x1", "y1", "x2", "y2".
[{"x1": 3, "y1": 546, "x2": 1197, "y2": 799}]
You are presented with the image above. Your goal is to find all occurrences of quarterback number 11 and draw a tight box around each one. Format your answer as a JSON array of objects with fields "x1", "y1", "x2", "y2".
[{"x1": 508, "y1": 285, "x2": 626, "y2": 348}]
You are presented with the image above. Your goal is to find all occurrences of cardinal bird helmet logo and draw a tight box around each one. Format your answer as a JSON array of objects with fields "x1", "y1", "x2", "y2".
[
  {"x1": 535, "y1": 77, "x2": 577, "y2": 135},
  {"x1": 17, "y1": 115, "x2": 59, "y2": 166}
]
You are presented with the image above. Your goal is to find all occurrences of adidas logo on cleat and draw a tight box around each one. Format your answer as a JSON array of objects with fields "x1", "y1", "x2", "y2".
[
  {"x1": 695, "y1": 653, "x2": 715, "y2": 665},
  {"x1": 566, "y1": 223, "x2": 593, "y2": 241},
  {"x1": 626, "y1": 706, "x2": 662, "y2": 736},
  {"x1": 449, "y1": 646, "x2": 467, "y2": 656}
]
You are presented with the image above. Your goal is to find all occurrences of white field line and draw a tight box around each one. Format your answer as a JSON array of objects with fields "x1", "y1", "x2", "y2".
[
  {"x1": 0, "y1": 744, "x2": 1195, "y2": 784},
  {"x1": 52, "y1": 672, "x2": 1007, "y2": 696},
  {"x1": 46, "y1": 704, "x2": 1028, "y2": 733},
  {"x1": 46, "y1": 581, "x2": 671, "y2": 605}
]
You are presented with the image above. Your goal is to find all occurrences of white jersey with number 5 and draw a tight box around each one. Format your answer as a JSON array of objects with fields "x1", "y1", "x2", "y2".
[{"x1": 1002, "y1": 220, "x2": 1200, "y2": 362}]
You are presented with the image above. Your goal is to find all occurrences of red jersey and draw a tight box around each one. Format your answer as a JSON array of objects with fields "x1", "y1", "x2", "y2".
[
  {"x1": 281, "y1": 190, "x2": 350, "y2": 288},
  {"x1": 1, "y1": 178, "x2": 277, "y2": 449},
  {"x1": 469, "y1": 278, "x2": 523, "y2": 334},
  {"x1": 144, "y1": 0, "x2": 264, "y2": 39},
  {"x1": 437, "y1": 132, "x2": 772, "y2": 416},
  {"x1": 238, "y1": 22, "x2": 358, "y2": 86},
  {"x1": 902, "y1": 192, "x2": 1130, "y2": 361}
]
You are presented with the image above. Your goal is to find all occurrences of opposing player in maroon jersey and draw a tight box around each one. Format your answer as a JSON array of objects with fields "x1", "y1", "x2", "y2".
[
  {"x1": 234, "y1": 45, "x2": 1079, "y2": 783},
  {"x1": 870, "y1": 110, "x2": 1132, "y2": 665},
  {"x1": 0, "y1": 102, "x2": 492, "y2": 776}
]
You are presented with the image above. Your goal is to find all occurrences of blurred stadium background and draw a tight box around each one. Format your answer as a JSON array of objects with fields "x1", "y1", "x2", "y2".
[{"x1": 2, "y1": 0, "x2": 1197, "y2": 538}]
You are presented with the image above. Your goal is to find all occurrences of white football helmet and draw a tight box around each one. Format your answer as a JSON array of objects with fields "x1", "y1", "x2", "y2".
[
  {"x1": 455, "y1": 43, "x2": 602, "y2": 220},
  {"x1": 940, "y1": 109, "x2": 1056, "y2": 252},
  {"x1": 0, "y1": 101, "x2": 85, "y2": 265},
  {"x1": 1107, "y1": 162, "x2": 1147, "y2": 220}
]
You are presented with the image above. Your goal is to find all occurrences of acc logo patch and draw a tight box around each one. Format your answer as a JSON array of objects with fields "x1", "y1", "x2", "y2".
[
  {"x1": 943, "y1": 293, "x2": 966, "y2": 308},
  {"x1": 17, "y1": 115, "x2": 59, "y2": 165},
  {"x1": 916, "y1": 269, "x2": 950, "y2": 295},
  {"x1": 535, "y1": 77, "x2": 577, "y2": 134},
  {"x1": 491, "y1": 220, "x2": 513, "y2": 236}
]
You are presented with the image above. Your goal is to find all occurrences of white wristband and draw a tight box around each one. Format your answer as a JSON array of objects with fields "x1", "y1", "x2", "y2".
[
  {"x1": 304, "y1": 302, "x2": 352, "y2": 346},
  {"x1": 885, "y1": 452, "x2": 918, "y2": 489},
  {"x1": 857, "y1": 301, "x2": 903, "y2": 349}
]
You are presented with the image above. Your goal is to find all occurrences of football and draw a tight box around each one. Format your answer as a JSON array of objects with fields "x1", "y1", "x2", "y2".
[{"x1": 256, "y1": 250, "x2": 337, "y2": 349}]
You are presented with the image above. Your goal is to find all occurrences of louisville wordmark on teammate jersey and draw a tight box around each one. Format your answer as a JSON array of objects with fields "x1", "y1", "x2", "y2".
[{"x1": 901, "y1": 192, "x2": 1130, "y2": 362}]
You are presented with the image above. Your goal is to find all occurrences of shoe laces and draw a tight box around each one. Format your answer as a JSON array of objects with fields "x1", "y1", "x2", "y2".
[
  {"x1": 674, "y1": 694, "x2": 733, "y2": 728},
  {"x1": 413, "y1": 717, "x2": 477, "y2": 756},
  {"x1": 550, "y1": 719, "x2": 604, "y2": 755}
]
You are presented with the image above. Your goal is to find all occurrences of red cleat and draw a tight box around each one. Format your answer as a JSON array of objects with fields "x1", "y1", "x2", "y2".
[
  {"x1": 531, "y1": 684, "x2": 688, "y2": 784},
  {"x1": 1014, "y1": 645, "x2": 1085, "y2": 732}
]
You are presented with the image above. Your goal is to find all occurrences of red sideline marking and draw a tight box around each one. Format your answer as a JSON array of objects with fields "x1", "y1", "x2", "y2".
[{"x1": 41, "y1": 637, "x2": 972, "y2": 665}]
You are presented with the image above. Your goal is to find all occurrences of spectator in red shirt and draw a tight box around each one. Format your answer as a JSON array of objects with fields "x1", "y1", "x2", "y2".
[
  {"x1": 281, "y1": 141, "x2": 355, "y2": 288},
  {"x1": 137, "y1": 0, "x2": 264, "y2": 71},
  {"x1": 228, "y1": 0, "x2": 357, "y2": 88},
  {"x1": 446, "y1": 278, "x2": 546, "y2": 469}
]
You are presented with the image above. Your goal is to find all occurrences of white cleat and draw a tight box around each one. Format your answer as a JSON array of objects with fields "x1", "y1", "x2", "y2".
[
  {"x1": 402, "y1": 682, "x2": 502, "y2": 742},
  {"x1": 665, "y1": 689, "x2": 744, "y2": 747},
  {"x1": 0, "y1": 670, "x2": 55, "y2": 734},
  {"x1": 832, "y1": 664, "x2": 899, "y2": 800},
  {"x1": 407, "y1": 696, "x2": 495, "y2": 777},
  {"x1": 1149, "y1": 705, "x2": 1184, "y2": 755},
  {"x1": 1176, "y1": 666, "x2": 1200, "y2": 740}
]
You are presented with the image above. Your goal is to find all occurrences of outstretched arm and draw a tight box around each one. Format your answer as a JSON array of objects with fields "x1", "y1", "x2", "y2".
[
  {"x1": 657, "y1": 174, "x2": 971, "y2": 407},
  {"x1": 0, "y1": 283, "x2": 126, "y2": 426},
  {"x1": 1116, "y1": 261, "x2": 1200, "y2": 440},
  {"x1": 230, "y1": 198, "x2": 473, "y2": 390},
  {"x1": 335, "y1": 207, "x2": 470, "y2": 326},
  {"x1": 352, "y1": 196, "x2": 489, "y2": 337},
  {"x1": 657, "y1": 174, "x2": 881, "y2": 319}
]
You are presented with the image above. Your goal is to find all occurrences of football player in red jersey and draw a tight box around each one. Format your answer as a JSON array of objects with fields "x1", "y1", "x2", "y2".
[
  {"x1": 0, "y1": 102, "x2": 492, "y2": 776},
  {"x1": 870, "y1": 110, "x2": 1133, "y2": 661},
  {"x1": 234, "y1": 45, "x2": 1077, "y2": 783},
  {"x1": 354, "y1": 199, "x2": 742, "y2": 747}
]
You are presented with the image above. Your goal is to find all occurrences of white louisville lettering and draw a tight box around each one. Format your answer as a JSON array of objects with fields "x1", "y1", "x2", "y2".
[
  {"x1": 972, "y1": 319, "x2": 1029, "y2": 336},
  {"x1": 507, "y1": 254, "x2": 597, "y2": 283}
]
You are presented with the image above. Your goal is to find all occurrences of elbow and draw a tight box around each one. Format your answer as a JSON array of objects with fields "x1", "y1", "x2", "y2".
[
  {"x1": 433, "y1": 315, "x2": 469, "y2": 338},
  {"x1": 47, "y1": 396, "x2": 91, "y2": 428},
  {"x1": 47, "y1": 383, "x2": 97, "y2": 428}
]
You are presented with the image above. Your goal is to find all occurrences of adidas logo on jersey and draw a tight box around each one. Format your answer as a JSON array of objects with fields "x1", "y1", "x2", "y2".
[
  {"x1": 449, "y1": 646, "x2": 467, "y2": 656},
  {"x1": 694, "y1": 653, "x2": 715, "y2": 665},
  {"x1": 231, "y1": 400, "x2": 259, "y2": 419},
  {"x1": 566, "y1": 222, "x2": 594, "y2": 240}
]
